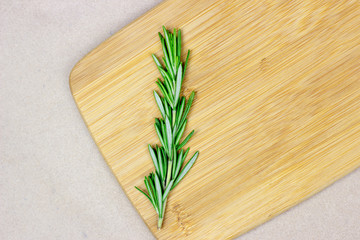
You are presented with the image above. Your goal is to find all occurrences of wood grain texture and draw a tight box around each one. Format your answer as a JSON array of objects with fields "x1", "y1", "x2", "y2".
[{"x1": 69, "y1": 0, "x2": 360, "y2": 239}]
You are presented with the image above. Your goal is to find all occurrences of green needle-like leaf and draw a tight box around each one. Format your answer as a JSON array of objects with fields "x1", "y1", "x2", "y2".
[
  {"x1": 163, "y1": 26, "x2": 173, "y2": 66},
  {"x1": 177, "y1": 130, "x2": 194, "y2": 150},
  {"x1": 174, "y1": 64, "x2": 183, "y2": 107},
  {"x1": 152, "y1": 54, "x2": 162, "y2": 69},
  {"x1": 175, "y1": 119, "x2": 187, "y2": 146},
  {"x1": 176, "y1": 97, "x2": 185, "y2": 127},
  {"x1": 155, "y1": 124, "x2": 166, "y2": 151},
  {"x1": 145, "y1": 176, "x2": 157, "y2": 205},
  {"x1": 162, "y1": 179, "x2": 174, "y2": 202},
  {"x1": 177, "y1": 29, "x2": 181, "y2": 57},
  {"x1": 158, "y1": 32, "x2": 164, "y2": 42},
  {"x1": 161, "y1": 148, "x2": 168, "y2": 183},
  {"x1": 160, "y1": 120, "x2": 168, "y2": 153},
  {"x1": 156, "y1": 80, "x2": 173, "y2": 109},
  {"x1": 182, "y1": 148, "x2": 190, "y2": 166},
  {"x1": 154, "y1": 91, "x2": 165, "y2": 118},
  {"x1": 135, "y1": 186, "x2": 151, "y2": 202},
  {"x1": 171, "y1": 146, "x2": 177, "y2": 177},
  {"x1": 173, "y1": 149, "x2": 183, "y2": 179},
  {"x1": 173, "y1": 29, "x2": 177, "y2": 64},
  {"x1": 162, "y1": 98, "x2": 170, "y2": 118},
  {"x1": 183, "y1": 50, "x2": 190, "y2": 79},
  {"x1": 160, "y1": 37, "x2": 170, "y2": 68},
  {"x1": 135, "y1": 186, "x2": 158, "y2": 214},
  {"x1": 155, "y1": 118, "x2": 160, "y2": 127},
  {"x1": 172, "y1": 151, "x2": 199, "y2": 189},
  {"x1": 148, "y1": 145, "x2": 160, "y2": 175},
  {"x1": 163, "y1": 57, "x2": 174, "y2": 79},
  {"x1": 165, "y1": 117, "x2": 173, "y2": 157},
  {"x1": 159, "y1": 68, "x2": 174, "y2": 95},
  {"x1": 161, "y1": 82, "x2": 174, "y2": 106},
  {"x1": 147, "y1": 174, "x2": 157, "y2": 200},
  {"x1": 180, "y1": 91, "x2": 195, "y2": 126},
  {"x1": 154, "y1": 172, "x2": 163, "y2": 216},
  {"x1": 156, "y1": 146, "x2": 164, "y2": 181}
]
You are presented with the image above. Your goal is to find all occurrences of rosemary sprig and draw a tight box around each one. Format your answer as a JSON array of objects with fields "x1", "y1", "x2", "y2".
[{"x1": 135, "y1": 26, "x2": 199, "y2": 229}]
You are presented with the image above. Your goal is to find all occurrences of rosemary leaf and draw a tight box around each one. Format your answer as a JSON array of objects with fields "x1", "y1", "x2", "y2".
[
  {"x1": 152, "y1": 54, "x2": 162, "y2": 69},
  {"x1": 144, "y1": 177, "x2": 157, "y2": 207},
  {"x1": 153, "y1": 91, "x2": 165, "y2": 119},
  {"x1": 135, "y1": 186, "x2": 151, "y2": 202},
  {"x1": 183, "y1": 50, "x2": 190, "y2": 79},
  {"x1": 148, "y1": 145, "x2": 160, "y2": 175},
  {"x1": 174, "y1": 64, "x2": 183, "y2": 107},
  {"x1": 176, "y1": 97, "x2": 185, "y2": 127},
  {"x1": 181, "y1": 147, "x2": 190, "y2": 168},
  {"x1": 177, "y1": 30, "x2": 181, "y2": 58},
  {"x1": 156, "y1": 146, "x2": 164, "y2": 181},
  {"x1": 163, "y1": 56, "x2": 174, "y2": 79},
  {"x1": 154, "y1": 173, "x2": 163, "y2": 216},
  {"x1": 171, "y1": 146, "x2": 177, "y2": 177},
  {"x1": 162, "y1": 26, "x2": 173, "y2": 66},
  {"x1": 165, "y1": 117, "x2": 173, "y2": 157},
  {"x1": 172, "y1": 151, "x2": 199, "y2": 189},
  {"x1": 175, "y1": 119, "x2": 187, "y2": 146},
  {"x1": 173, "y1": 149, "x2": 184, "y2": 179},
  {"x1": 180, "y1": 91, "x2": 195, "y2": 127},
  {"x1": 177, "y1": 130, "x2": 194, "y2": 150},
  {"x1": 162, "y1": 179, "x2": 174, "y2": 202},
  {"x1": 155, "y1": 124, "x2": 166, "y2": 151},
  {"x1": 173, "y1": 29, "x2": 177, "y2": 65}
]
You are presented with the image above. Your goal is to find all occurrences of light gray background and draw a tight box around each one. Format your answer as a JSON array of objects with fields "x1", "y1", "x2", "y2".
[{"x1": 1, "y1": 1, "x2": 359, "y2": 239}]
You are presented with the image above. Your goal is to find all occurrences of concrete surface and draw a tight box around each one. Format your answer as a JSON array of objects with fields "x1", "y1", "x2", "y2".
[{"x1": 0, "y1": 1, "x2": 359, "y2": 239}]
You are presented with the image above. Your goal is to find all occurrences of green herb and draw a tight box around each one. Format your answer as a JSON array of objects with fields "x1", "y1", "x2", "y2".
[{"x1": 135, "y1": 26, "x2": 199, "y2": 229}]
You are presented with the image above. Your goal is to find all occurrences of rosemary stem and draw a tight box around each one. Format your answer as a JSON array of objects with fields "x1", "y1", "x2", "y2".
[
  {"x1": 158, "y1": 200, "x2": 167, "y2": 229},
  {"x1": 157, "y1": 216, "x2": 163, "y2": 229},
  {"x1": 172, "y1": 110, "x2": 176, "y2": 127},
  {"x1": 160, "y1": 159, "x2": 172, "y2": 229},
  {"x1": 166, "y1": 160, "x2": 172, "y2": 187},
  {"x1": 136, "y1": 27, "x2": 199, "y2": 230}
]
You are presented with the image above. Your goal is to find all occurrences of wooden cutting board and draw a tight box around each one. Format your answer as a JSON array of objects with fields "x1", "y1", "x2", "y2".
[{"x1": 70, "y1": 0, "x2": 360, "y2": 239}]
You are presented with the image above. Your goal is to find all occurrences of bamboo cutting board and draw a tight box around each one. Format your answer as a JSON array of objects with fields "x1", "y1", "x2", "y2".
[{"x1": 70, "y1": 0, "x2": 360, "y2": 239}]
